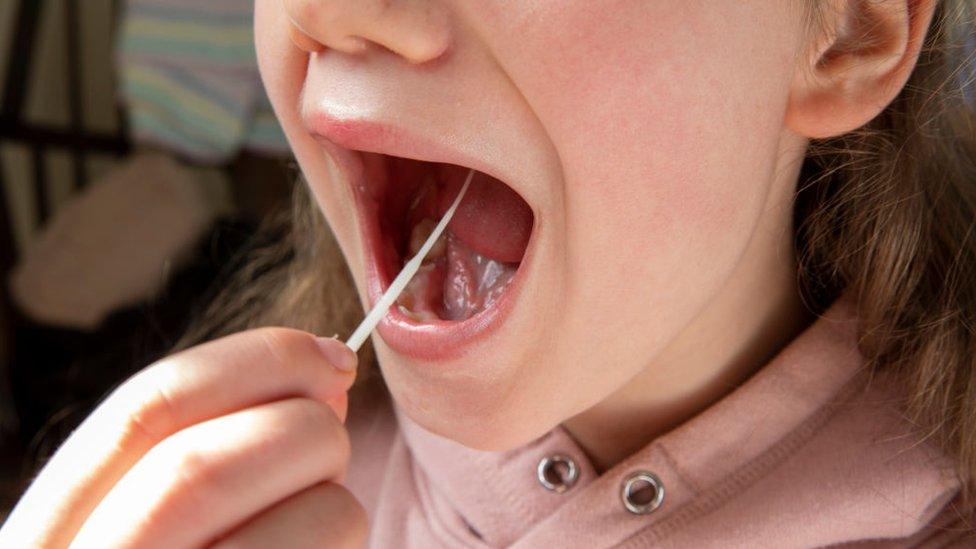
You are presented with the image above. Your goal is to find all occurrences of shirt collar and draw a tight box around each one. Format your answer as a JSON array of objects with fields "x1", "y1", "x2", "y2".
[{"x1": 394, "y1": 297, "x2": 889, "y2": 546}]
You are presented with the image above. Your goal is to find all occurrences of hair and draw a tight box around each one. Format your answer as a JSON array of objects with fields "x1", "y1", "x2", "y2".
[
  {"x1": 171, "y1": 180, "x2": 378, "y2": 382},
  {"x1": 175, "y1": 0, "x2": 976, "y2": 511},
  {"x1": 795, "y1": 0, "x2": 976, "y2": 511}
]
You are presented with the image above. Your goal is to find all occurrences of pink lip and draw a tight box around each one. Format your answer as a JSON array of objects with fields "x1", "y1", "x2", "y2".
[
  {"x1": 303, "y1": 112, "x2": 533, "y2": 361},
  {"x1": 304, "y1": 112, "x2": 510, "y2": 181}
]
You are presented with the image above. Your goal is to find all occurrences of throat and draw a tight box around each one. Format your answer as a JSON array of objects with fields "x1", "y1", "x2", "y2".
[{"x1": 562, "y1": 246, "x2": 813, "y2": 473}]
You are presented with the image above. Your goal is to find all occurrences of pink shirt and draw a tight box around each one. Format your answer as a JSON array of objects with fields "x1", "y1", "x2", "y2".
[{"x1": 344, "y1": 298, "x2": 973, "y2": 547}]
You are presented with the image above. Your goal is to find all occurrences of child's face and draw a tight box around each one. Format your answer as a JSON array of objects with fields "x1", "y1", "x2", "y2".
[{"x1": 255, "y1": 1, "x2": 810, "y2": 448}]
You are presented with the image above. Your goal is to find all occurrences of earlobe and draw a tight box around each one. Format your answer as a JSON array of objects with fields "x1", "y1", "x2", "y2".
[{"x1": 785, "y1": 0, "x2": 937, "y2": 139}]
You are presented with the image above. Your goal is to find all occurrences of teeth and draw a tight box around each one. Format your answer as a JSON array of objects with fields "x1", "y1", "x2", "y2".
[
  {"x1": 395, "y1": 168, "x2": 521, "y2": 323},
  {"x1": 397, "y1": 287, "x2": 417, "y2": 310},
  {"x1": 398, "y1": 304, "x2": 439, "y2": 322},
  {"x1": 408, "y1": 219, "x2": 434, "y2": 255},
  {"x1": 395, "y1": 262, "x2": 442, "y2": 321},
  {"x1": 408, "y1": 218, "x2": 446, "y2": 261}
]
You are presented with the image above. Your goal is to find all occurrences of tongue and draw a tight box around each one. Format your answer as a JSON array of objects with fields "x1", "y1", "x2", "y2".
[
  {"x1": 395, "y1": 232, "x2": 517, "y2": 322},
  {"x1": 443, "y1": 233, "x2": 516, "y2": 320},
  {"x1": 438, "y1": 169, "x2": 533, "y2": 264}
]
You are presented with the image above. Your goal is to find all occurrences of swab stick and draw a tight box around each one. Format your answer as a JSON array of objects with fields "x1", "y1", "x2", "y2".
[{"x1": 345, "y1": 169, "x2": 474, "y2": 353}]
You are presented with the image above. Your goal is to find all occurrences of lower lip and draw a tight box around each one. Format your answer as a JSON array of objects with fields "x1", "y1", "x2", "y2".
[{"x1": 317, "y1": 138, "x2": 531, "y2": 361}]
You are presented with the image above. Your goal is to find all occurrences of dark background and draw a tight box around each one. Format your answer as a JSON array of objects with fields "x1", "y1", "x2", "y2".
[{"x1": 0, "y1": 0, "x2": 293, "y2": 519}]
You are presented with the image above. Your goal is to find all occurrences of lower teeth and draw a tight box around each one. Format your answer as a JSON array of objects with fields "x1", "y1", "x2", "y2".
[{"x1": 396, "y1": 263, "x2": 443, "y2": 322}]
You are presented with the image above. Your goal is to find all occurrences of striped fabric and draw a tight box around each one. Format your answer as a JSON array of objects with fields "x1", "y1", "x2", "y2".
[{"x1": 118, "y1": 0, "x2": 289, "y2": 162}]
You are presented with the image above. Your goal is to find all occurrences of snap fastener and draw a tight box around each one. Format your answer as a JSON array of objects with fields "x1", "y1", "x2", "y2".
[
  {"x1": 620, "y1": 471, "x2": 665, "y2": 515},
  {"x1": 536, "y1": 454, "x2": 579, "y2": 493}
]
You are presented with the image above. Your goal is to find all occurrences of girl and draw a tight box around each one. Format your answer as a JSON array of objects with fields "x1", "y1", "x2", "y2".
[{"x1": 4, "y1": 0, "x2": 976, "y2": 546}]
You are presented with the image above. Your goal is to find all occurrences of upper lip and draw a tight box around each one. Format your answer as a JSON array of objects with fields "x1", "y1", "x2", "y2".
[{"x1": 302, "y1": 109, "x2": 520, "y2": 198}]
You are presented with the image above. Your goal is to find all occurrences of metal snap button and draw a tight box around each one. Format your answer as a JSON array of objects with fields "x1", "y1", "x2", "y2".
[
  {"x1": 620, "y1": 471, "x2": 665, "y2": 515},
  {"x1": 536, "y1": 454, "x2": 579, "y2": 493}
]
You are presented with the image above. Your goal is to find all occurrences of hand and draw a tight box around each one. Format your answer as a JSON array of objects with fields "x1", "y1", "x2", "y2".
[{"x1": 0, "y1": 327, "x2": 367, "y2": 548}]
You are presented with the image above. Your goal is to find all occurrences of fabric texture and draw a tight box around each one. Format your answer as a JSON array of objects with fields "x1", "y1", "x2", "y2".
[
  {"x1": 343, "y1": 297, "x2": 974, "y2": 548},
  {"x1": 9, "y1": 151, "x2": 227, "y2": 330},
  {"x1": 118, "y1": 0, "x2": 289, "y2": 162}
]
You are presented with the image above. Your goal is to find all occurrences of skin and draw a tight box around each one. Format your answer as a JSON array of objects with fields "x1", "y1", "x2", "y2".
[
  {"x1": 0, "y1": 1, "x2": 935, "y2": 546},
  {"x1": 0, "y1": 329, "x2": 367, "y2": 547},
  {"x1": 258, "y1": 1, "x2": 811, "y2": 461},
  {"x1": 258, "y1": 0, "x2": 935, "y2": 463}
]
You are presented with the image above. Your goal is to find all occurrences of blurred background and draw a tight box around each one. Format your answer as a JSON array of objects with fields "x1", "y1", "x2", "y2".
[{"x1": 0, "y1": 0, "x2": 297, "y2": 518}]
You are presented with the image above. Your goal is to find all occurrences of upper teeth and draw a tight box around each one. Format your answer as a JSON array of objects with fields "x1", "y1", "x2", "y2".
[{"x1": 409, "y1": 218, "x2": 446, "y2": 261}]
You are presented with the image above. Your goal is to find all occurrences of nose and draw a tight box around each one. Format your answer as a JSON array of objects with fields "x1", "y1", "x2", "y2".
[{"x1": 282, "y1": 0, "x2": 452, "y2": 64}]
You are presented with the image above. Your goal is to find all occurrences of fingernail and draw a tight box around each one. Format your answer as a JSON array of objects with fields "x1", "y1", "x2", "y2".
[{"x1": 315, "y1": 336, "x2": 357, "y2": 373}]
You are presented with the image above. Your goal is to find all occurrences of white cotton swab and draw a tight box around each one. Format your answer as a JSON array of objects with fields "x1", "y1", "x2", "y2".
[{"x1": 344, "y1": 168, "x2": 474, "y2": 353}]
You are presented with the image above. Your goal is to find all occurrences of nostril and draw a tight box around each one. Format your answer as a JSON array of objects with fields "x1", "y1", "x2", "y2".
[
  {"x1": 396, "y1": 28, "x2": 452, "y2": 64},
  {"x1": 383, "y1": 7, "x2": 453, "y2": 64},
  {"x1": 337, "y1": 35, "x2": 370, "y2": 54},
  {"x1": 288, "y1": 25, "x2": 326, "y2": 53},
  {"x1": 283, "y1": 0, "x2": 452, "y2": 65}
]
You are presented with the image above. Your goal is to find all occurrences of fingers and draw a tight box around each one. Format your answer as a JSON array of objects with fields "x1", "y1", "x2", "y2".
[
  {"x1": 71, "y1": 397, "x2": 351, "y2": 548},
  {"x1": 1, "y1": 328, "x2": 357, "y2": 548},
  {"x1": 210, "y1": 482, "x2": 368, "y2": 549}
]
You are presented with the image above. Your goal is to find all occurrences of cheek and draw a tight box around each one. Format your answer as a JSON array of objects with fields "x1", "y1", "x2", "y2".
[
  {"x1": 491, "y1": 1, "x2": 800, "y2": 361},
  {"x1": 508, "y1": 2, "x2": 798, "y2": 223}
]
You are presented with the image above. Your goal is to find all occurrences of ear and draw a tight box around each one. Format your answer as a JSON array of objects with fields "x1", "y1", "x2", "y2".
[{"x1": 785, "y1": 0, "x2": 938, "y2": 139}]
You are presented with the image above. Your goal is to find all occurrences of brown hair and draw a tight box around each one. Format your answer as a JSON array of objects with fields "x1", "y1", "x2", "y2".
[
  {"x1": 795, "y1": 0, "x2": 976, "y2": 509},
  {"x1": 171, "y1": 180, "x2": 377, "y2": 380},
  {"x1": 177, "y1": 0, "x2": 976, "y2": 511}
]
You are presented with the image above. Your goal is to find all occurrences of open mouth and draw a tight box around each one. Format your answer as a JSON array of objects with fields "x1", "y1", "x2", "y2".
[{"x1": 361, "y1": 153, "x2": 535, "y2": 324}]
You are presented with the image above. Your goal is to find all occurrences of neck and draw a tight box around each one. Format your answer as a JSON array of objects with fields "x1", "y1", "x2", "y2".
[{"x1": 563, "y1": 134, "x2": 814, "y2": 473}]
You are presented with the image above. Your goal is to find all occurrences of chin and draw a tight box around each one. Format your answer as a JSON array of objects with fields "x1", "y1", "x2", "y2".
[{"x1": 379, "y1": 351, "x2": 555, "y2": 451}]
